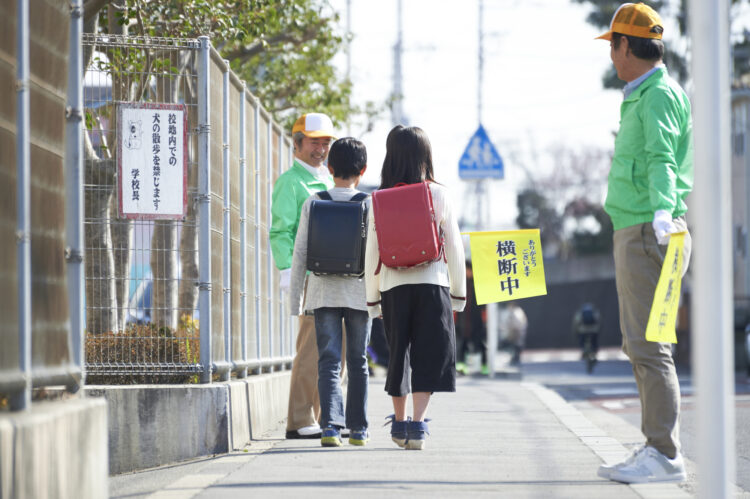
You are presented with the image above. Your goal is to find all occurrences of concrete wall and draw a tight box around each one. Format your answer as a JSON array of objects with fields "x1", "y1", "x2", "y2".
[
  {"x1": 0, "y1": 397, "x2": 108, "y2": 499},
  {"x1": 88, "y1": 371, "x2": 290, "y2": 474},
  {"x1": 246, "y1": 372, "x2": 290, "y2": 440}
]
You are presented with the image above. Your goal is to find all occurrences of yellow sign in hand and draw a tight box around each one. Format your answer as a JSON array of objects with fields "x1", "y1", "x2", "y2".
[
  {"x1": 465, "y1": 229, "x2": 547, "y2": 305},
  {"x1": 645, "y1": 232, "x2": 687, "y2": 343}
]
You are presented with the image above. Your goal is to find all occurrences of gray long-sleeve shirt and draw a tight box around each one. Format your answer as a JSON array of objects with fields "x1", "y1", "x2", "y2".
[{"x1": 288, "y1": 187, "x2": 370, "y2": 315}]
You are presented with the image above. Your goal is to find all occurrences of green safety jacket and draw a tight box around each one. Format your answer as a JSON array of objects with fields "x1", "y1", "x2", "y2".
[
  {"x1": 604, "y1": 67, "x2": 693, "y2": 231},
  {"x1": 269, "y1": 160, "x2": 333, "y2": 270}
]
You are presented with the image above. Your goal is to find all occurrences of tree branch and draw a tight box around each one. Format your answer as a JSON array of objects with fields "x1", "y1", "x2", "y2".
[
  {"x1": 222, "y1": 18, "x2": 328, "y2": 62},
  {"x1": 83, "y1": 0, "x2": 113, "y2": 24}
]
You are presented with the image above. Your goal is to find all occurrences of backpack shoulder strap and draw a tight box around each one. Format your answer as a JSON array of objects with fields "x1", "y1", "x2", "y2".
[
  {"x1": 350, "y1": 192, "x2": 368, "y2": 202},
  {"x1": 316, "y1": 190, "x2": 332, "y2": 200}
]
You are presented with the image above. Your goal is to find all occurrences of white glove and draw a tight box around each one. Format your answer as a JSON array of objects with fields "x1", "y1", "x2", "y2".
[
  {"x1": 279, "y1": 268, "x2": 291, "y2": 291},
  {"x1": 652, "y1": 209, "x2": 678, "y2": 245}
]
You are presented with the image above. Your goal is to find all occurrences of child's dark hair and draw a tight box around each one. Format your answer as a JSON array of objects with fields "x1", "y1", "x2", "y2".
[
  {"x1": 327, "y1": 137, "x2": 367, "y2": 179},
  {"x1": 379, "y1": 126, "x2": 436, "y2": 189}
]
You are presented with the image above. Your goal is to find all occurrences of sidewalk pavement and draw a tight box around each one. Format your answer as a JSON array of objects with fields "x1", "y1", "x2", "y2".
[{"x1": 112, "y1": 374, "x2": 704, "y2": 499}]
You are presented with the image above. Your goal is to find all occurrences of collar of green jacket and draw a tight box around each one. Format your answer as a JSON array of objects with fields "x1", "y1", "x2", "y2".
[
  {"x1": 623, "y1": 66, "x2": 667, "y2": 103},
  {"x1": 290, "y1": 159, "x2": 325, "y2": 181}
]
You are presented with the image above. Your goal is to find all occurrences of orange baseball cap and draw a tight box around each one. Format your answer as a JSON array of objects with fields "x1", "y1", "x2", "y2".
[
  {"x1": 291, "y1": 113, "x2": 336, "y2": 139},
  {"x1": 596, "y1": 2, "x2": 663, "y2": 41}
]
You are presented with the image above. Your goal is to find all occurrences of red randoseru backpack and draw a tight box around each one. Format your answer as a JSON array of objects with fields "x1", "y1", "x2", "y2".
[{"x1": 371, "y1": 181, "x2": 445, "y2": 274}]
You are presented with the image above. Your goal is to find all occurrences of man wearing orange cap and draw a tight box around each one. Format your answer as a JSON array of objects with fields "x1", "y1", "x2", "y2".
[
  {"x1": 595, "y1": 3, "x2": 692, "y2": 484},
  {"x1": 271, "y1": 113, "x2": 336, "y2": 439}
]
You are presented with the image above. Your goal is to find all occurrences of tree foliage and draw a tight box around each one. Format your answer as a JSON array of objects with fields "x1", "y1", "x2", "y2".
[
  {"x1": 571, "y1": 0, "x2": 688, "y2": 88},
  {"x1": 86, "y1": 0, "x2": 366, "y2": 129},
  {"x1": 572, "y1": 0, "x2": 750, "y2": 88},
  {"x1": 515, "y1": 146, "x2": 613, "y2": 259}
]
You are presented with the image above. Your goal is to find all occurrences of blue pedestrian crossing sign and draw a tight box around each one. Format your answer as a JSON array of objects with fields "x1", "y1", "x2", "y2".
[{"x1": 458, "y1": 124, "x2": 504, "y2": 179}]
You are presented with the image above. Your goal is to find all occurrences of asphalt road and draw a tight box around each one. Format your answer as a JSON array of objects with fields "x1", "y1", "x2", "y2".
[{"x1": 518, "y1": 349, "x2": 750, "y2": 495}]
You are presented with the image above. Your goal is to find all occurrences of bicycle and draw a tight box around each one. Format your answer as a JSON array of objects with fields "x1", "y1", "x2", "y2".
[{"x1": 581, "y1": 332, "x2": 598, "y2": 374}]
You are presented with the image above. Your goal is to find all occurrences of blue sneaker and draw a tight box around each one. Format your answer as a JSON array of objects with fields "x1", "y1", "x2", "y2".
[
  {"x1": 406, "y1": 420, "x2": 430, "y2": 450},
  {"x1": 348, "y1": 429, "x2": 370, "y2": 446},
  {"x1": 384, "y1": 415, "x2": 409, "y2": 448},
  {"x1": 320, "y1": 427, "x2": 342, "y2": 447}
]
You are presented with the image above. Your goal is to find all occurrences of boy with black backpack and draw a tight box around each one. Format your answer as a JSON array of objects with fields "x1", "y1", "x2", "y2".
[{"x1": 288, "y1": 137, "x2": 372, "y2": 447}]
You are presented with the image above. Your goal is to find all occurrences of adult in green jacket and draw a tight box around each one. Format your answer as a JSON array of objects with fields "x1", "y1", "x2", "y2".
[
  {"x1": 594, "y1": 3, "x2": 692, "y2": 485},
  {"x1": 270, "y1": 113, "x2": 335, "y2": 439},
  {"x1": 270, "y1": 161, "x2": 333, "y2": 270}
]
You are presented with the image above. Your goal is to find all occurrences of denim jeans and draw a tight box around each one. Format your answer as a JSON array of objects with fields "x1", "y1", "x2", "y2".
[{"x1": 314, "y1": 307, "x2": 371, "y2": 430}]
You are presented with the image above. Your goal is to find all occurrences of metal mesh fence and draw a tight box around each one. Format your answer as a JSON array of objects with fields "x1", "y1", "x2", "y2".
[
  {"x1": 81, "y1": 35, "x2": 294, "y2": 383},
  {"x1": 229, "y1": 80, "x2": 242, "y2": 368},
  {"x1": 82, "y1": 35, "x2": 201, "y2": 381},
  {"x1": 0, "y1": 0, "x2": 21, "y2": 393},
  {"x1": 1, "y1": 0, "x2": 79, "y2": 407}
]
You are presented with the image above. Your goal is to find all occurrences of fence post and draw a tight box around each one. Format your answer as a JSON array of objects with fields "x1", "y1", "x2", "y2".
[
  {"x1": 65, "y1": 0, "x2": 84, "y2": 391},
  {"x1": 266, "y1": 124, "x2": 274, "y2": 370},
  {"x1": 221, "y1": 60, "x2": 231, "y2": 382},
  {"x1": 12, "y1": 0, "x2": 31, "y2": 411},
  {"x1": 197, "y1": 36, "x2": 212, "y2": 384},
  {"x1": 254, "y1": 100, "x2": 262, "y2": 374},
  {"x1": 288, "y1": 141, "x2": 296, "y2": 360},
  {"x1": 278, "y1": 132, "x2": 285, "y2": 359},
  {"x1": 238, "y1": 82, "x2": 248, "y2": 379}
]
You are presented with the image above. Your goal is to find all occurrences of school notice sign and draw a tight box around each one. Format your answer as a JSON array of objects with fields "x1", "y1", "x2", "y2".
[
  {"x1": 466, "y1": 229, "x2": 547, "y2": 305},
  {"x1": 645, "y1": 232, "x2": 687, "y2": 344},
  {"x1": 117, "y1": 102, "x2": 187, "y2": 219}
]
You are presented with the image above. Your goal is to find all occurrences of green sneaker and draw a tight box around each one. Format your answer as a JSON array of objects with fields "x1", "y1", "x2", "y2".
[
  {"x1": 456, "y1": 362, "x2": 468, "y2": 375},
  {"x1": 348, "y1": 429, "x2": 369, "y2": 446},
  {"x1": 480, "y1": 364, "x2": 490, "y2": 376},
  {"x1": 320, "y1": 427, "x2": 342, "y2": 447}
]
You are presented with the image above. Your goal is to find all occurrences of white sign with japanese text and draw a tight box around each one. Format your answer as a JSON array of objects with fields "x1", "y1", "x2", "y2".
[{"x1": 117, "y1": 103, "x2": 187, "y2": 219}]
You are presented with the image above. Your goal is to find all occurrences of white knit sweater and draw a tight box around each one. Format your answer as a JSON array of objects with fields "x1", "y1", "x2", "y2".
[
  {"x1": 288, "y1": 187, "x2": 370, "y2": 315},
  {"x1": 364, "y1": 182, "x2": 467, "y2": 318}
]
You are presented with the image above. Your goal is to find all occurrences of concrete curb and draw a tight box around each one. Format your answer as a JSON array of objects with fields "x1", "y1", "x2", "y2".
[{"x1": 523, "y1": 382, "x2": 692, "y2": 499}]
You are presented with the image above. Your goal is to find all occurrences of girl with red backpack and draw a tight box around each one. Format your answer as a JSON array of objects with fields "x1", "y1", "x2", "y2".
[{"x1": 364, "y1": 126, "x2": 466, "y2": 449}]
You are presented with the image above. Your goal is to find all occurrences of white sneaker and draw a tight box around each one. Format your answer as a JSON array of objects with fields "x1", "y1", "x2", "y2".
[
  {"x1": 297, "y1": 424, "x2": 321, "y2": 436},
  {"x1": 597, "y1": 444, "x2": 646, "y2": 479},
  {"x1": 608, "y1": 446, "x2": 686, "y2": 484}
]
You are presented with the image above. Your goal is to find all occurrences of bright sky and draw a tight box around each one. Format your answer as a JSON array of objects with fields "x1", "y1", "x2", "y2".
[{"x1": 328, "y1": 0, "x2": 630, "y2": 229}]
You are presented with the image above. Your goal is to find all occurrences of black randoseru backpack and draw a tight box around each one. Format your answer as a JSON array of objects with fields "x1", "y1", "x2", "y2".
[{"x1": 306, "y1": 191, "x2": 369, "y2": 276}]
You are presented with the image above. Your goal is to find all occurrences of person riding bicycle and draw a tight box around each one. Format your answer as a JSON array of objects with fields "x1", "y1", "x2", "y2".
[{"x1": 573, "y1": 303, "x2": 601, "y2": 364}]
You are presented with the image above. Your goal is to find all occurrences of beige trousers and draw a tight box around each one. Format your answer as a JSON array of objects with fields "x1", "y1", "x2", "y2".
[
  {"x1": 613, "y1": 217, "x2": 691, "y2": 459},
  {"x1": 286, "y1": 315, "x2": 320, "y2": 431},
  {"x1": 285, "y1": 313, "x2": 348, "y2": 431}
]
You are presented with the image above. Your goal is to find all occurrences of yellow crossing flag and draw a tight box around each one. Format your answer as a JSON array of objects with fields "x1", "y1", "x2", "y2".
[
  {"x1": 645, "y1": 232, "x2": 687, "y2": 344},
  {"x1": 465, "y1": 229, "x2": 547, "y2": 305}
]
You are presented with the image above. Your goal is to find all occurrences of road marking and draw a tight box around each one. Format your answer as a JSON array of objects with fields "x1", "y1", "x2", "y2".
[
  {"x1": 592, "y1": 387, "x2": 640, "y2": 397},
  {"x1": 601, "y1": 400, "x2": 627, "y2": 410},
  {"x1": 521, "y1": 348, "x2": 628, "y2": 364}
]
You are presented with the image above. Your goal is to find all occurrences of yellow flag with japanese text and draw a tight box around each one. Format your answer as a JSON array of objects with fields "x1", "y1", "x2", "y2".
[
  {"x1": 645, "y1": 232, "x2": 687, "y2": 343},
  {"x1": 466, "y1": 230, "x2": 547, "y2": 305}
]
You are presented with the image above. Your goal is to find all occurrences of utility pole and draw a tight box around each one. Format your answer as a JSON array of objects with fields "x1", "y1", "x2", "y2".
[
  {"x1": 476, "y1": 0, "x2": 497, "y2": 378},
  {"x1": 478, "y1": 0, "x2": 484, "y2": 126},
  {"x1": 689, "y1": 0, "x2": 736, "y2": 497},
  {"x1": 346, "y1": 0, "x2": 352, "y2": 135},
  {"x1": 474, "y1": 0, "x2": 487, "y2": 231},
  {"x1": 391, "y1": 0, "x2": 404, "y2": 125}
]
